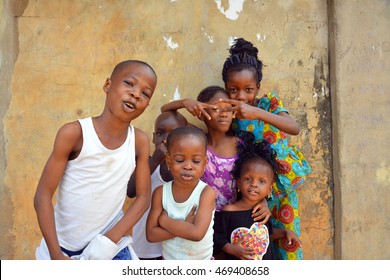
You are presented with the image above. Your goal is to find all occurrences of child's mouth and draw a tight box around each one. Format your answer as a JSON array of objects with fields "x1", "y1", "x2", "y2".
[
  {"x1": 124, "y1": 101, "x2": 135, "y2": 110},
  {"x1": 181, "y1": 173, "x2": 193, "y2": 180}
]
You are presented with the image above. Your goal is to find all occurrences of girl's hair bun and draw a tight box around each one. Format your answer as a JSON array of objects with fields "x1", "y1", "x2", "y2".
[{"x1": 230, "y1": 38, "x2": 259, "y2": 59}]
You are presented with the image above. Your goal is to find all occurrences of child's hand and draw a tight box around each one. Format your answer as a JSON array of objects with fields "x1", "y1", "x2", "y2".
[
  {"x1": 284, "y1": 229, "x2": 302, "y2": 247},
  {"x1": 185, "y1": 204, "x2": 197, "y2": 224},
  {"x1": 218, "y1": 99, "x2": 261, "y2": 120},
  {"x1": 252, "y1": 199, "x2": 271, "y2": 224},
  {"x1": 230, "y1": 240, "x2": 256, "y2": 260},
  {"x1": 151, "y1": 141, "x2": 168, "y2": 164},
  {"x1": 182, "y1": 99, "x2": 217, "y2": 120}
]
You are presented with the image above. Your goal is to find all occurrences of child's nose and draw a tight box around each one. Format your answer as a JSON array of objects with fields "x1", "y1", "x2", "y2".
[
  {"x1": 219, "y1": 109, "x2": 228, "y2": 117},
  {"x1": 130, "y1": 89, "x2": 141, "y2": 100},
  {"x1": 237, "y1": 91, "x2": 246, "y2": 101}
]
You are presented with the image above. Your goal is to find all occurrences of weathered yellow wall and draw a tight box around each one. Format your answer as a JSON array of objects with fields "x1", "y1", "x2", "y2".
[
  {"x1": 0, "y1": 0, "x2": 387, "y2": 260},
  {"x1": 330, "y1": 0, "x2": 390, "y2": 259}
]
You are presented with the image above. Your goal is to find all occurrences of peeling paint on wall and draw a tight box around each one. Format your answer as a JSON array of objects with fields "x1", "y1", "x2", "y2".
[
  {"x1": 228, "y1": 36, "x2": 238, "y2": 46},
  {"x1": 172, "y1": 86, "x2": 181, "y2": 101},
  {"x1": 201, "y1": 27, "x2": 214, "y2": 43},
  {"x1": 163, "y1": 36, "x2": 179, "y2": 49},
  {"x1": 214, "y1": 0, "x2": 246, "y2": 20},
  {"x1": 256, "y1": 33, "x2": 267, "y2": 42}
]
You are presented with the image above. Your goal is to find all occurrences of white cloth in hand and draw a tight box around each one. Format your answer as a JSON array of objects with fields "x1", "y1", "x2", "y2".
[{"x1": 79, "y1": 234, "x2": 119, "y2": 260}]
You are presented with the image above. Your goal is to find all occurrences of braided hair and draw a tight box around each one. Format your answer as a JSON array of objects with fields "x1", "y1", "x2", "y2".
[
  {"x1": 231, "y1": 131, "x2": 278, "y2": 181},
  {"x1": 222, "y1": 38, "x2": 263, "y2": 84}
]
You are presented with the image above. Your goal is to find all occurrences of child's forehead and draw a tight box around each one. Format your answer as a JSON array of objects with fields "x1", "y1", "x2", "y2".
[
  {"x1": 155, "y1": 114, "x2": 187, "y2": 130},
  {"x1": 169, "y1": 134, "x2": 206, "y2": 151},
  {"x1": 121, "y1": 63, "x2": 154, "y2": 77},
  {"x1": 242, "y1": 159, "x2": 272, "y2": 171},
  {"x1": 208, "y1": 91, "x2": 228, "y2": 102},
  {"x1": 175, "y1": 134, "x2": 203, "y2": 144},
  {"x1": 113, "y1": 62, "x2": 156, "y2": 81}
]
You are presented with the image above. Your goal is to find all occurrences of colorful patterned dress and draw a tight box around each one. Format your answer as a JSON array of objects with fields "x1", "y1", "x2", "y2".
[
  {"x1": 231, "y1": 92, "x2": 312, "y2": 260},
  {"x1": 201, "y1": 147, "x2": 238, "y2": 211}
]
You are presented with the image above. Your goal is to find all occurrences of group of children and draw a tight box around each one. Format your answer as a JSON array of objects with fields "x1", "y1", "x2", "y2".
[{"x1": 34, "y1": 38, "x2": 311, "y2": 260}]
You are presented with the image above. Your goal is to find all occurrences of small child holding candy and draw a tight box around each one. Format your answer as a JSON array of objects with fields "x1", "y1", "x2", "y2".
[{"x1": 213, "y1": 131, "x2": 301, "y2": 260}]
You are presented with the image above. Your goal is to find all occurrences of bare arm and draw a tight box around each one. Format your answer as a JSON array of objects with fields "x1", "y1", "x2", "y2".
[
  {"x1": 219, "y1": 99, "x2": 300, "y2": 135},
  {"x1": 105, "y1": 128, "x2": 151, "y2": 243},
  {"x1": 127, "y1": 141, "x2": 167, "y2": 198},
  {"x1": 161, "y1": 98, "x2": 217, "y2": 120},
  {"x1": 33, "y1": 122, "x2": 81, "y2": 260},
  {"x1": 146, "y1": 186, "x2": 176, "y2": 242},
  {"x1": 158, "y1": 186, "x2": 216, "y2": 241}
]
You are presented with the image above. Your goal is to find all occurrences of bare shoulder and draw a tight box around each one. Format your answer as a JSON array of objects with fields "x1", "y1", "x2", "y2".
[
  {"x1": 57, "y1": 121, "x2": 82, "y2": 138},
  {"x1": 134, "y1": 127, "x2": 150, "y2": 154},
  {"x1": 53, "y1": 121, "x2": 83, "y2": 158},
  {"x1": 134, "y1": 127, "x2": 149, "y2": 144},
  {"x1": 151, "y1": 185, "x2": 164, "y2": 202},
  {"x1": 153, "y1": 185, "x2": 163, "y2": 196},
  {"x1": 56, "y1": 121, "x2": 83, "y2": 147},
  {"x1": 201, "y1": 185, "x2": 216, "y2": 199}
]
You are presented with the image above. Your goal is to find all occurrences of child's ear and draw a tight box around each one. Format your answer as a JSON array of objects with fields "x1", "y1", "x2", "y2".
[
  {"x1": 236, "y1": 178, "x2": 242, "y2": 191},
  {"x1": 103, "y1": 78, "x2": 111, "y2": 93},
  {"x1": 165, "y1": 154, "x2": 171, "y2": 169}
]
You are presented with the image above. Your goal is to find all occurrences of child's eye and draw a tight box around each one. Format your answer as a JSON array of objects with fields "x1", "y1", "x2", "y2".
[
  {"x1": 124, "y1": 81, "x2": 134, "y2": 87},
  {"x1": 246, "y1": 88, "x2": 254, "y2": 92},
  {"x1": 244, "y1": 177, "x2": 251, "y2": 182},
  {"x1": 259, "y1": 179, "x2": 266, "y2": 184},
  {"x1": 142, "y1": 91, "x2": 151, "y2": 99},
  {"x1": 193, "y1": 160, "x2": 201, "y2": 164},
  {"x1": 228, "y1": 88, "x2": 237, "y2": 93}
]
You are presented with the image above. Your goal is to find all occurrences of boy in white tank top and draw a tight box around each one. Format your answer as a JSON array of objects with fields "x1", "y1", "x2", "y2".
[{"x1": 34, "y1": 60, "x2": 157, "y2": 260}]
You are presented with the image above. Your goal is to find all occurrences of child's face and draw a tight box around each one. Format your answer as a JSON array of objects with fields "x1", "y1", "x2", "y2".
[
  {"x1": 153, "y1": 114, "x2": 187, "y2": 149},
  {"x1": 204, "y1": 91, "x2": 233, "y2": 133},
  {"x1": 166, "y1": 135, "x2": 207, "y2": 186},
  {"x1": 103, "y1": 62, "x2": 157, "y2": 121},
  {"x1": 237, "y1": 159, "x2": 274, "y2": 202},
  {"x1": 225, "y1": 69, "x2": 260, "y2": 106}
]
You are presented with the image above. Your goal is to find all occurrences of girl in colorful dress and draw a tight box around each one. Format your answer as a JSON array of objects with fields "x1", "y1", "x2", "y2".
[{"x1": 219, "y1": 38, "x2": 312, "y2": 260}]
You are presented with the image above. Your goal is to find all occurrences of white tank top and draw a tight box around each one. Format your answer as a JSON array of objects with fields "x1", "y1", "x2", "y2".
[
  {"x1": 55, "y1": 117, "x2": 136, "y2": 251},
  {"x1": 162, "y1": 180, "x2": 214, "y2": 260}
]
